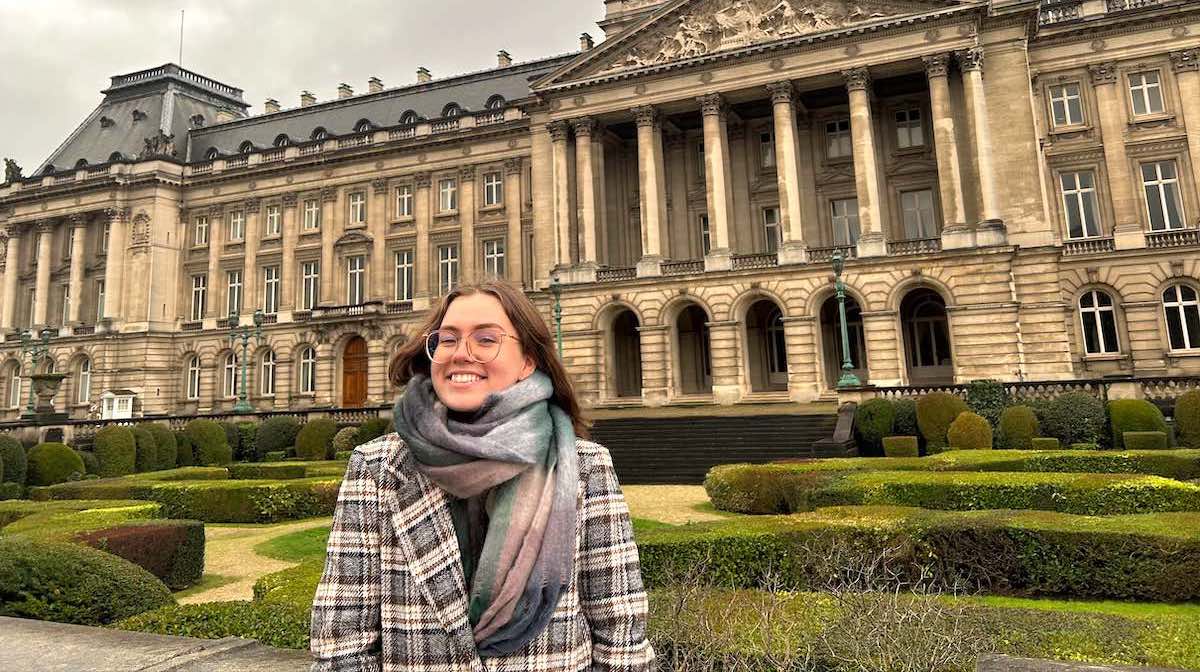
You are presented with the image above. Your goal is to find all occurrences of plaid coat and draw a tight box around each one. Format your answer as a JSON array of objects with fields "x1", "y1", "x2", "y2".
[{"x1": 311, "y1": 432, "x2": 655, "y2": 672}]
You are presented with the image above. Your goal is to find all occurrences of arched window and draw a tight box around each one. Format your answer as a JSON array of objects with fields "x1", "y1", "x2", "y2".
[
  {"x1": 1163, "y1": 283, "x2": 1200, "y2": 351},
  {"x1": 40, "y1": 358, "x2": 55, "y2": 374},
  {"x1": 442, "y1": 103, "x2": 463, "y2": 118},
  {"x1": 299, "y1": 346, "x2": 316, "y2": 394},
  {"x1": 766, "y1": 308, "x2": 787, "y2": 375},
  {"x1": 260, "y1": 349, "x2": 276, "y2": 396},
  {"x1": 185, "y1": 355, "x2": 201, "y2": 400},
  {"x1": 1079, "y1": 290, "x2": 1120, "y2": 355},
  {"x1": 223, "y1": 352, "x2": 239, "y2": 397},
  {"x1": 74, "y1": 158, "x2": 89, "y2": 169},
  {"x1": 76, "y1": 357, "x2": 91, "y2": 404},
  {"x1": 273, "y1": 134, "x2": 291, "y2": 148},
  {"x1": 108, "y1": 152, "x2": 125, "y2": 163},
  {"x1": 42, "y1": 165, "x2": 56, "y2": 175},
  {"x1": 353, "y1": 119, "x2": 374, "y2": 133},
  {"x1": 238, "y1": 141, "x2": 255, "y2": 154},
  {"x1": 311, "y1": 127, "x2": 328, "y2": 141},
  {"x1": 204, "y1": 148, "x2": 220, "y2": 161},
  {"x1": 399, "y1": 110, "x2": 420, "y2": 125},
  {"x1": 485, "y1": 95, "x2": 505, "y2": 110},
  {"x1": 6, "y1": 362, "x2": 21, "y2": 409}
]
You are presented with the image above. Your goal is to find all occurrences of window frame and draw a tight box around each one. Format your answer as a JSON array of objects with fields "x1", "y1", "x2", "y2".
[
  {"x1": 824, "y1": 118, "x2": 852, "y2": 160},
  {"x1": 1163, "y1": 283, "x2": 1200, "y2": 352},
  {"x1": 76, "y1": 357, "x2": 91, "y2": 404},
  {"x1": 900, "y1": 188, "x2": 938, "y2": 239},
  {"x1": 395, "y1": 184, "x2": 414, "y2": 219},
  {"x1": 260, "y1": 349, "x2": 276, "y2": 397},
  {"x1": 263, "y1": 265, "x2": 280, "y2": 314},
  {"x1": 483, "y1": 238, "x2": 505, "y2": 278},
  {"x1": 1078, "y1": 289, "x2": 1121, "y2": 356},
  {"x1": 348, "y1": 191, "x2": 367, "y2": 226},
  {"x1": 758, "y1": 130, "x2": 776, "y2": 169},
  {"x1": 346, "y1": 254, "x2": 366, "y2": 305},
  {"x1": 482, "y1": 171, "x2": 504, "y2": 207},
  {"x1": 228, "y1": 210, "x2": 245, "y2": 242},
  {"x1": 190, "y1": 274, "x2": 207, "y2": 322},
  {"x1": 226, "y1": 270, "x2": 243, "y2": 316},
  {"x1": 301, "y1": 261, "x2": 320, "y2": 310},
  {"x1": 699, "y1": 214, "x2": 711, "y2": 256},
  {"x1": 438, "y1": 177, "x2": 458, "y2": 213},
  {"x1": 1059, "y1": 170, "x2": 1103, "y2": 239},
  {"x1": 1128, "y1": 70, "x2": 1166, "y2": 117},
  {"x1": 223, "y1": 352, "x2": 238, "y2": 398},
  {"x1": 264, "y1": 204, "x2": 281, "y2": 237},
  {"x1": 1141, "y1": 159, "x2": 1185, "y2": 231},
  {"x1": 194, "y1": 215, "x2": 209, "y2": 246},
  {"x1": 298, "y1": 347, "x2": 317, "y2": 394},
  {"x1": 185, "y1": 355, "x2": 201, "y2": 400},
  {"x1": 302, "y1": 198, "x2": 321, "y2": 230},
  {"x1": 438, "y1": 243, "x2": 459, "y2": 294},
  {"x1": 1048, "y1": 82, "x2": 1085, "y2": 128},
  {"x1": 830, "y1": 197, "x2": 861, "y2": 246},
  {"x1": 894, "y1": 107, "x2": 925, "y2": 149},
  {"x1": 761, "y1": 206, "x2": 781, "y2": 253}
]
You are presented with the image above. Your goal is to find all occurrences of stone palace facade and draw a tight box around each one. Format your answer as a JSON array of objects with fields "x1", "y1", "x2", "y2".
[{"x1": 0, "y1": 0, "x2": 1198, "y2": 418}]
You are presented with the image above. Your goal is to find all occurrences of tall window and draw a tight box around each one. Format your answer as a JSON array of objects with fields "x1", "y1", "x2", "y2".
[
  {"x1": 439, "y1": 178, "x2": 458, "y2": 212},
  {"x1": 825, "y1": 119, "x2": 852, "y2": 159},
  {"x1": 394, "y1": 250, "x2": 413, "y2": 301},
  {"x1": 60, "y1": 284, "x2": 70, "y2": 325},
  {"x1": 260, "y1": 350, "x2": 276, "y2": 396},
  {"x1": 483, "y1": 172, "x2": 503, "y2": 206},
  {"x1": 483, "y1": 239, "x2": 505, "y2": 278},
  {"x1": 96, "y1": 280, "x2": 105, "y2": 322},
  {"x1": 1049, "y1": 83, "x2": 1083, "y2": 127},
  {"x1": 395, "y1": 184, "x2": 413, "y2": 218},
  {"x1": 901, "y1": 189, "x2": 937, "y2": 238},
  {"x1": 761, "y1": 207, "x2": 781, "y2": 253},
  {"x1": 438, "y1": 244, "x2": 459, "y2": 294},
  {"x1": 1142, "y1": 160, "x2": 1184, "y2": 231},
  {"x1": 25, "y1": 288, "x2": 34, "y2": 328},
  {"x1": 349, "y1": 192, "x2": 367, "y2": 225},
  {"x1": 101, "y1": 220, "x2": 110, "y2": 254},
  {"x1": 64, "y1": 227, "x2": 75, "y2": 260},
  {"x1": 228, "y1": 211, "x2": 245, "y2": 241},
  {"x1": 767, "y1": 309, "x2": 787, "y2": 375},
  {"x1": 346, "y1": 255, "x2": 366, "y2": 305},
  {"x1": 190, "y1": 274, "x2": 207, "y2": 321},
  {"x1": 831, "y1": 198, "x2": 860, "y2": 245},
  {"x1": 1079, "y1": 290, "x2": 1120, "y2": 355},
  {"x1": 263, "y1": 265, "x2": 280, "y2": 314},
  {"x1": 223, "y1": 353, "x2": 238, "y2": 398},
  {"x1": 303, "y1": 198, "x2": 320, "y2": 230},
  {"x1": 895, "y1": 108, "x2": 924, "y2": 148},
  {"x1": 226, "y1": 270, "x2": 243, "y2": 316},
  {"x1": 759, "y1": 131, "x2": 775, "y2": 168},
  {"x1": 699, "y1": 214, "x2": 711, "y2": 255},
  {"x1": 194, "y1": 215, "x2": 209, "y2": 245},
  {"x1": 696, "y1": 142, "x2": 705, "y2": 180},
  {"x1": 299, "y1": 346, "x2": 316, "y2": 394},
  {"x1": 7, "y1": 365, "x2": 20, "y2": 409},
  {"x1": 1129, "y1": 71, "x2": 1164, "y2": 116},
  {"x1": 301, "y1": 261, "x2": 319, "y2": 310},
  {"x1": 1060, "y1": 171, "x2": 1102, "y2": 239},
  {"x1": 186, "y1": 355, "x2": 201, "y2": 400},
  {"x1": 265, "y1": 205, "x2": 281, "y2": 237},
  {"x1": 1163, "y1": 284, "x2": 1200, "y2": 351},
  {"x1": 76, "y1": 358, "x2": 91, "y2": 404}
]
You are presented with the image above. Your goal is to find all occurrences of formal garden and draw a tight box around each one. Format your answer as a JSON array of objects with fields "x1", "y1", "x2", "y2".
[{"x1": 4, "y1": 382, "x2": 1200, "y2": 669}]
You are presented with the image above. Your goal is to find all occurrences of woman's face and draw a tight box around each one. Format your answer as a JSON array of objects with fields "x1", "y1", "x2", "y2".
[{"x1": 429, "y1": 292, "x2": 535, "y2": 413}]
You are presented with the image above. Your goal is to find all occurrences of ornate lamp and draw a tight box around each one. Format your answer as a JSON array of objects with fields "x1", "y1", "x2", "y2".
[
  {"x1": 228, "y1": 309, "x2": 265, "y2": 413},
  {"x1": 832, "y1": 250, "x2": 861, "y2": 389},
  {"x1": 550, "y1": 276, "x2": 563, "y2": 353}
]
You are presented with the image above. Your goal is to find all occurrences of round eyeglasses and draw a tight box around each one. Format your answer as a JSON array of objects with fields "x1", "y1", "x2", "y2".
[{"x1": 424, "y1": 328, "x2": 517, "y2": 364}]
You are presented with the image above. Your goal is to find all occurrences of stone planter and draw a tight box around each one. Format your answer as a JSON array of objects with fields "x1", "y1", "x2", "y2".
[{"x1": 30, "y1": 373, "x2": 67, "y2": 414}]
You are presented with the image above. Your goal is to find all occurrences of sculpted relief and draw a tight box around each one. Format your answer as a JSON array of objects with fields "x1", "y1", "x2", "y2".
[{"x1": 605, "y1": 0, "x2": 916, "y2": 71}]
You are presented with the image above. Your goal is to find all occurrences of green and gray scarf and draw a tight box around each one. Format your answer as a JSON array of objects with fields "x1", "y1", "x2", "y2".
[{"x1": 392, "y1": 371, "x2": 578, "y2": 657}]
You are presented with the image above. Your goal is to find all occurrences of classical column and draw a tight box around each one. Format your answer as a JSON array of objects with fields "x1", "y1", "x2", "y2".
[
  {"x1": 413, "y1": 173, "x2": 432, "y2": 307},
  {"x1": 843, "y1": 67, "x2": 887, "y2": 257},
  {"x1": 503, "y1": 158, "x2": 524, "y2": 286},
  {"x1": 242, "y1": 198, "x2": 260, "y2": 314},
  {"x1": 281, "y1": 193, "x2": 298, "y2": 311},
  {"x1": 0, "y1": 224, "x2": 18, "y2": 331},
  {"x1": 1087, "y1": 61, "x2": 1142, "y2": 249},
  {"x1": 32, "y1": 220, "x2": 53, "y2": 328},
  {"x1": 205, "y1": 206, "x2": 223, "y2": 319},
  {"x1": 319, "y1": 187, "x2": 336, "y2": 306},
  {"x1": 636, "y1": 324, "x2": 669, "y2": 406},
  {"x1": 697, "y1": 94, "x2": 735, "y2": 271},
  {"x1": 766, "y1": 82, "x2": 808, "y2": 264},
  {"x1": 924, "y1": 54, "x2": 971, "y2": 249},
  {"x1": 958, "y1": 48, "x2": 1005, "y2": 244},
  {"x1": 459, "y1": 166, "x2": 477, "y2": 284},
  {"x1": 707, "y1": 319, "x2": 742, "y2": 405},
  {"x1": 67, "y1": 214, "x2": 87, "y2": 324},
  {"x1": 1171, "y1": 49, "x2": 1200, "y2": 211},
  {"x1": 548, "y1": 121, "x2": 573, "y2": 272},
  {"x1": 572, "y1": 117, "x2": 600, "y2": 280},
  {"x1": 370, "y1": 178, "x2": 388, "y2": 300},
  {"x1": 633, "y1": 106, "x2": 667, "y2": 276},
  {"x1": 102, "y1": 208, "x2": 128, "y2": 322}
]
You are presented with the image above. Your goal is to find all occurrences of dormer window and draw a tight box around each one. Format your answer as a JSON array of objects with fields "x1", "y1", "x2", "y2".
[
  {"x1": 75, "y1": 159, "x2": 89, "y2": 169},
  {"x1": 131, "y1": 109, "x2": 147, "y2": 122},
  {"x1": 273, "y1": 134, "x2": 291, "y2": 148},
  {"x1": 108, "y1": 152, "x2": 125, "y2": 163},
  {"x1": 442, "y1": 103, "x2": 463, "y2": 118},
  {"x1": 485, "y1": 95, "x2": 505, "y2": 110},
  {"x1": 190, "y1": 114, "x2": 206, "y2": 128},
  {"x1": 204, "y1": 148, "x2": 220, "y2": 161},
  {"x1": 99, "y1": 116, "x2": 115, "y2": 128},
  {"x1": 353, "y1": 119, "x2": 374, "y2": 133},
  {"x1": 311, "y1": 127, "x2": 328, "y2": 141},
  {"x1": 238, "y1": 141, "x2": 255, "y2": 154},
  {"x1": 42, "y1": 165, "x2": 56, "y2": 176},
  {"x1": 400, "y1": 110, "x2": 420, "y2": 125}
]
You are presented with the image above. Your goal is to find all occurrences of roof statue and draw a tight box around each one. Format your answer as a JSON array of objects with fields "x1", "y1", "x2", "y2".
[
  {"x1": 140, "y1": 130, "x2": 178, "y2": 160},
  {"x1": 3, "y1": 158, "x2": 22, "y2": 184}
]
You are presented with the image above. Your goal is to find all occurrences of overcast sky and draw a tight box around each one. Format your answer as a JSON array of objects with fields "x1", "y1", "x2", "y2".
[{"x1": 0, "y1": 0, "x2": 601, "y2": 171}]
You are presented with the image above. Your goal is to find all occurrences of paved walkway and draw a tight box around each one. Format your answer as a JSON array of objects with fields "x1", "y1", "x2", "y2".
[{"x1": 181, "y1": 517, "x2": 330, "y2": 604}]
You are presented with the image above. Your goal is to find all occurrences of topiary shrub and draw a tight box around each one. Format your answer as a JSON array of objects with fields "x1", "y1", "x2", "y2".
[
  {"x1": 893, "y1": 398, "x2": 919, "y2": 437},
  {"x1": 354, "y1": 417, "x2": 393, "y2": 447},
  {"x1": 0, "y1": 434, "x2": 26, "y2": 485},
  {"x1": 1175, "y1": 390, "x2": 1200, "y2": 448},
  {"x1": 1037, "y1": 392, "x2": 1108, "y2": 448},
  {"x1": 26, "y1": 443, "x2": 84, "y2": 486},
  {"x1": 331, "y1": 427, "x2": 358, "y2": 457},
  {"x1": 0, "y1": 482, "x2": 22, "y2": 500},
  {"x1": 965, "y1": 379, "x2": 1010, "y2": 428},
  {"x1": 1031, "y1": 437, "x2": 1061, "y2": 450},
  {"x1": 130, "y1": 426, "x2": 158, "y2": 473},
  {"x1": 257, "y1": 416, "x2": 302, "y2": 458},
  {"x1": 175, "y1": 431, "x2": 195, "y2": 467},
  {"x1": 236, "y1": 422, "x2": 259, "y2": 462},
  {"x1": 185, "y1": 419, "x2": 231, "y2": 466},
  {"x1": 262, "y1": 450, "x2": 287, "y2": 462},
  {"x1": 141, "y1": 424, "x2": 177, "y2": 471},
  {"x1": 94, "y1": 426, "x2": 136, "y2": 477},
  {"x1": 946, "y1": 411, "x2": 993, "y2": 450},
  {"x1": 916, "y1": 392, "x2": 969, "y2": 451},
  {"x1": 76, "y1": 519, "x2": 205, "y2": 590},
  {"x1": 854, "y1": 398, "x2": 894, "y2": 455},
  {"x1": 1110, "y1": 399, "x2": 1169, "y2": 450},
  {"x1": 295, "y1": 419, "x2": 338, "y2": 461},
  {"x1": 1124, "y1": 431, "x2": 1169, "y2": 451},
  {"x1": 0, "y1": 537, "x2": 173, "y2": 625},
  {"x1": 219, "y1": 422, "x2": 241, "y2": 459},
  {"x1": 882, "y1": 436, "x2": 918, "y2": 458},
  {"x1": 77, "y1": 450, "x2": 99, "y2": 476},
  {"x1": 998, "y1": 406, "x2": 1040, "y2": 450}
]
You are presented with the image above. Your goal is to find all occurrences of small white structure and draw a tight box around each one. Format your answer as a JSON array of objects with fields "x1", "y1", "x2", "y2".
[{"x1": 100, "y1": 389, "x2": 136, "y2": 420}]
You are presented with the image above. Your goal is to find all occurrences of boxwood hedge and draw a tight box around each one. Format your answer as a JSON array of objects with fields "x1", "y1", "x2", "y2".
[
  {"x1": 26, "y1": 442, "x2": 84, "y2": 486},
  {"x1": 94, "y1": 426, "x2": 137, "y2": 477},
  {"x1": 115, "y1": 600, "x2": 310, "y2": 651},
  {"x1": 76, "y1": 519, "x2": 205, "y2": 590},
  {"x1": 227, "y1": 463, "x2": 306, "y2": 480},
  {"x1": 0, "y1": 434, "x2": 25, "y2": 485}
]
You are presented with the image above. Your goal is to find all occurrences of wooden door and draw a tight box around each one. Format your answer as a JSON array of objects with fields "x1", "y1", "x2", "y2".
[{"x1": 342, "y1": 336, "x2": 368, "y2": 407}]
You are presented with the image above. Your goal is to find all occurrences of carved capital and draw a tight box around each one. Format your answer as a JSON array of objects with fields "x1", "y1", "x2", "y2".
[
  {"x1": 1088, "y1": 61, "x2": 1118, "y2": 85},
  {"x1": 371, "y1": 178, "x2": 388, "y2": 195},
  {"x1": 4, "y1": 221, "x2": 23, "y2": 238},
  {"x1": 103, "y1": 207, "x2": 130, "y2": 222},
  {"x1": 413, "y1": 172, "x2": 432, "y2": 189},
  {"x1": 1170, "y1": 49, "x2": 1199, "y2": 73},
  {"x1": 697, "y1": 93, "x2": 725, "y2": 117},
  {"x1": 842, "y1": 67, "x2": 872, "y2": 92},
  {"x1": 956, "y1": 48, "x2": 984, "y2": 73},
  {"x1": 207, "y1": 204, "x2": 224, "y2": 217},
  {"x1": 35, "y1": 220, "x2": 54, "y2": 235},
  {"x1": 547, "y1": 120, "x2": 571, "y2": 142},
  {"x1": 631, "y1": 105, "x2": 659, "y2": 128},
  {"x1": 243, "y1": 197, "x2": 261, "y2": 212},
  {"x1": 922, "y1": 53, "x2": 951, "y2": 79},
  {"x1": 766, "y1": 81, "x2": 794, "y2": 105},
  {"x1": 282, "y1": 192, "x2": 298, "y2": 207},
  {"x1": 459, "y1": 165, "x2": 475, "y2": 181},
  {"x1": 570, "y1": 117, "x2": 596, "y2": 138},
  {"x1": 320, "y1": 187, "x2": 337, "y2": 203},
  {"x1": 68, "y1": 213, "x2": 88, "y2": 229},
  {"x1": 504, "y1": 157, "x2": 523, "y2": 176}
]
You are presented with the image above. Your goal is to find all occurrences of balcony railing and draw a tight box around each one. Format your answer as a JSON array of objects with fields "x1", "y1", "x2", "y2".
[
  {"x1": 731, "y1": 253, "x2": 779, "y2": 270},
  {"x1": 181, "y1": 320, "x2": 202, "y2": 332},
  {"x1": 475, "y1": 111, "x2": 505, "y2": 126},
  {"x1": 225, "y1": 156, "x2": 248, "y2": 169},
  {"x1": 216, "y1": 316, "x2": 238, "y2": 329},
  {"x1": 72, "y1": 325, "x2": 96, "y2": 336},
  {"x1": 1146, "y1": 229, "x2": 1200, "y2": 249},
  {"x1": 887, "y1": 237, "x2": 942, "y2": 256},
  {"x1": 298, "y1": 143, "x2": 323, "y2": 157},
  {"x1": 86, "y1": 166, "x2": 110, "y2": 179},
  {"x1": 1107, "y1": 0, "x2": 1164, "y2": 10},
  {"x1": 313, "y1": 301, "x2": 383, "y2": 318},
  {"x1": 261, "y1": 313, "x2": 278, "y2": 324},
  {"x1": 389, "y1": 127, "x2": 416, "y2": 141},
  {"x1": 808, "y1": 245, "x2": 857, "y2": 263},
  {"x1": 431, "y1": 118, "x2": 460, "y2": 133},
  {"x1": 1063, "y1": 236, "x2": 1115, "y2": 256},
  {"x1": 53, "y1": 173, "x2": 75, "y2": 184},
  {"x1": 662, "y1": 259, "x2": 704, "y2": 276},
  {"x1": 260, "y1": 149, "x2": 284, "y2": 163},
  {"x1": 386, "y1": 300, "x2": 414, "y2": 314},
  {"x1": 1039, "y1": 0, "x2": 1082, "y2": 25},
  {"x1": 337, "y1": 134, "x2": 372, "y2": 149},
  {"x1": 191, "y1": 162, "x2": 212, "y2": 175},
  {"x1": 596, "y1": 266, "x2": 636, "y2": 282},
  {"x1": 292, "y1": 310, "x2": 312, "y2": 320}
]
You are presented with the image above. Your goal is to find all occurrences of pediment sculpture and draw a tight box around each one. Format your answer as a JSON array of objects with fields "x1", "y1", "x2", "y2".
[{"x1": 3, "y1": 158, "x2": 22, "y2": 183}]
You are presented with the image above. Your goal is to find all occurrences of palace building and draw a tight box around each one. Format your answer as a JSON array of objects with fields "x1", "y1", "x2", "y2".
[{"x1": 0, "y1": 0, "x2": 1198, "y2": 418}]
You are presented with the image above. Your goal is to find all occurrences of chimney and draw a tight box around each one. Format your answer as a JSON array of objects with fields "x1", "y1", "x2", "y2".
[
  {"x1": 417, "y1": 67, "x2": 432, "y2": 83},
  {"x1": 580, "y1": 32, "x2": 594, "y2": 50},
  {"x1": 216, "y1": 107, "x2": 237, "y2": 123},
  {"x1": 300, "y1": 90, "x2": 316, "y2": 107},
  {"x1": 338, "y1": 83, "x2": 353, "y2": 99},
  {"x1": 368, "y1": 77, "x2": 383, "y2": 93},
  {"x1": 497, "y1": 50, "x2": 512, "y2": 67},
  {"x1": 264, "y1": 98, "x2": 280, "y2": 114}
]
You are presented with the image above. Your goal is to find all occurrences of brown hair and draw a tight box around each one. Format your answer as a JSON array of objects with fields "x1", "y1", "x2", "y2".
[{"x1": 387, "y1": 279, "x2": 590, "y2": 438}]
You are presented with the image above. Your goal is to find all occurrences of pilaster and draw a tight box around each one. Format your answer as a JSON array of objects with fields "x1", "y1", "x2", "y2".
[{"x1": 843, "y1": 68, "x2": 886, "y2": 258}]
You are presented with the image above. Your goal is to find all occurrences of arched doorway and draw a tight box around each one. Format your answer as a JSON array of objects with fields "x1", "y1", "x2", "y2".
[
  {"x1": 745, "y1": 300, "x2": 788, "y2": 392},
  {"x1": 675, "y1": 304, "x2": 712, "y2": 395},
  {"x1": 609, "y1": 310, "x2": 643, "y2": 398},
  {"x1": 820, "y1": 295, "x2": 868, "y2": 388},
  {"x1": 900, "y1": 288, "x2": 953, "y2": 384},
  {"x1": 341, "y1": 336, "x2": 368, "y2": 406}
]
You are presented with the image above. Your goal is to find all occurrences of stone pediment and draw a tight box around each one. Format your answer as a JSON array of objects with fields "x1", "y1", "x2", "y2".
[
  {"x1": 536, "y1": 0, "x2": 970, "y2": 89},
  {"x1": 333, "y1": 230, "x2": 372, "y2": 247}
]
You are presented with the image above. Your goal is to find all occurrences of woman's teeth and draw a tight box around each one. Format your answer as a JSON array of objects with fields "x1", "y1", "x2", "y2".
[{"x1": 451, "y1": 373, "x2": 481, "y2": 383}]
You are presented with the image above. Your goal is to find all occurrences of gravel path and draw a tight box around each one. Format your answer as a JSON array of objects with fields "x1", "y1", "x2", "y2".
[
  {"x1": 623, "y1": 485, "x2": 727, "y2": 525},
  {"x1": 180, "y1": 517, "x2": 332, "y2": 604}
]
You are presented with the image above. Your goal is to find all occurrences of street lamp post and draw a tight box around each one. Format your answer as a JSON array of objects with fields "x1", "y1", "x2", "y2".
[
  {"x1": 550, "y1": 276, "x2": 563, "y2": 353},
  {"x1": 831, "y1": 250, "x2": 861, "y2": 389},
  {"x1": 227, "y1": 309, "x2": 265, "y2": 414},
  {"x1": 18, "y1": 327, "x2": 54, "y2": 417}
]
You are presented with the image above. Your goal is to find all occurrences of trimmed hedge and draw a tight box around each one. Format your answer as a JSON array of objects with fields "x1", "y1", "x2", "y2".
[
  {"x1": 131, "y1": 426, "x2": 157, "y2": 473},
  {"x1": 1071, "y1": 443, "x2": 1099, "y2": 451},
  {"x1": 185, "y1": 419, "x2": 231, "y2": 466},
  {"x1": 882, "y1": 436, "x2": 917, "y2": 458},
  {"x1": 296, "y1": 419, "x2": 338, "y2": 461},
  {"x1": 219, "y1": 422, "x2": 242, "y2": 460},
  {"x1": 1125, "y1": 431, "x2": 1169, "y2": 451},
  {"x1": 0, "y1": 537, "x2": 173, "y2": 625},
  {"x1": 354, "y1": 417, "x2": 392, "y2": 447},
  {"x1": 94, "y1": 426, "x2": 136, "y2": 477},
  {"x1": 228, "y1": 463, "x2": 306, "y2": 480},
  {"x1": 1031, "y1": 437, "x2": 1061, "y2": 450},
  {"x1": 947, "y1": 411, "x2": 992, "y2": 450},
  {"x1": 27, "y1": 442, "x2": 84, "y2": 486},
  {"x1": 141, "y1": 424, "x2": 177, "y2": 471},
  {"x1": 78, "y1": 450, "x2": 99, "y2": 476},
  {"x1": 1176, "y1": 390, "x2": 1200, "y2": 449},
  {"x1": 0, "y1": 482, "x2": 22, "y2": 500},
  {"x1": 236, "y1": 422, "x2": 259, "y2": 462},
  {"x1": 332, "y1": 427, "x2": 358, "y2": 456},
  {"x1": 0, "y1": 434, "x2": 25, "y2": 485},
  {"x1": 998, "y1": 406, "x2": 1039, "y2": 450},
  {"x1": 116, "y1": 600, "x2": 310, "y2": 651},
  {"x1": 257, "y1": 416, "x2": 301, "y2": 457},
  {"x1": 263, "y1": 450, "x2": 287, "y2": 462},
  {"x1": 915, "y1": 392, "x2": 968, "y2": 451},
  {"x1": 893, "y1": 398, "x2": 918, "y2": 438},
  {"x1": 175, "y1": 431, "x2": 195, "y2": 467},
  {"x1": 1110, "y1": 399, "x2": 1169, "y2": 450},
  {"x1": 334, "y1": 450, "x2": 353, "y2": 460},
  {"x1": 965, "y1": 379, "x2": 1010, "y2": 428},
  {"x1": 76, "y1": 519, "x2": 205, "y2": 590},
  {"x1": 854, "y1": 398, "x2": 894, "y2": 455},
  {"x1": 1035, "y1": 392, "x2": 1109, "y2": 448},
  {"x1": 0, "y1": 499, "x2": 164, "y2": 539}
]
